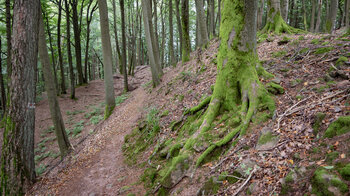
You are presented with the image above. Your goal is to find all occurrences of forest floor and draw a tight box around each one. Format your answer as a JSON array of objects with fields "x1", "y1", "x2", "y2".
[{"x1": 28, "y1": 30, "x2": 350, "y2": 195}]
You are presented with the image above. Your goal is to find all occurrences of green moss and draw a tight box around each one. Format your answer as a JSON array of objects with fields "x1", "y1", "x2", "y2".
[
  {"x1": 266, "y1": 82, "x2": 284, "y2": 94},
  {"x1": 312, "y1": 112, "x2": 326, "y2": 136},
  {"x1": 311, "y1": 39, "x2": 320, "y2": 44},
  {"x1": 336, "y1": 56, "x2": 348, "y2": 66},
  {"x1": 272, "y1": 50, "x2": 287, "y2": 58},
  {"x1": 258, "y1": 131, "x2": 277, "y2": 145},
  {"x1": 160, "y1": 110, "x2": 169, "y2": 117},
  {"x1": 340, "y1": 164, "x2": 350, "y2": 181},
  {"x1": 104, "y1": 104, "x2": 115, "y2": 119},
  {"x1": 141, "y1": 168, "x2": 158, "y2": 188},
  {"x1": 198, "y1": 177, "x2": 221, "y2": 195},
  {"x1": 314, "y1": 47, "x2": 334, "y2": 55},
  {"x1": 326, "y1": 152, "x2": 339, "y2": 164},
  {"x1": 324, "y1": 116, "x2": 350, "y2": 138},
  {"x1": 312, "y1": 168, "x2": 349, "y2": 195}
]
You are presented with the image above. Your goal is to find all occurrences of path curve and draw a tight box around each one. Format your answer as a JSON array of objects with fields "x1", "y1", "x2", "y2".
[{"x1": 57, "y1": 88, "x2": 147, "y2": 196}]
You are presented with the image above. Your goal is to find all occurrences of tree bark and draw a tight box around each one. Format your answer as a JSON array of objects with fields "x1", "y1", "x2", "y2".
[
  {"x1": 281, "y1": 0, "x2": 289, "y2": 22},
  {"x1": 302, "y1": 0, "x2": 308, "y2": 30},
  {"x1": 141, "y1": 0, "x2": 162, "y2": 87},
  {"x1": 71, "y1": 0, "x2": 84, "y2": 84},
  {"x1": 0, "y1": 0, "x2": 40, "y2": 194},
  {"x1": 315, "y1": 0, "x2": 323, "y2": 32},
  {"x1": 326, "y1": 0, "x2": 338, "y2": 33},
  {"x1": 208, "y1": 0, "x2": 215, "y2": 38},
  {"x1": 175, "y1": 0, "x2": 183, "y2": 61},
  {"x1": 169, "y1": 0, "x2": 176, "y2": 66},
  {"x1": 57, "y1": 0, "x2": 66, "y2": 94},
  {"x1": 262, "y1": 0, "x2": 295, "y2": 33},
  {"x1": 98, "y1": 0, "x2": 116, "y2": 118},
  {"x1": 38, "y1": 11, "x2": 72, "y2": 158},
  {"x1": 65, "y1": 0, "x2": 75, "y2": 99},
  {"x1": 257, "y1": 0, "x2": 265, "y2": 29},
  {"x1": 346, "y1": 0, "x2": 350, "y2": 29},
  {"x1": 5, "y1": 0, "x2": 12, "y2": 82},
  {"x1": 119, "y1": 0, "x2": 129, "y2": 92},
  {"x1": 181, "y1": 0, "x2": 191, "y2": 63},
  {"x1": 0, "y1": 38, "x2": 6, "y2": 114},
  {"x1": 310, "y1": 0, "x2": 316, "y2": 32},
  {"x1": 112, "y1": 0, "x2": 122, "y2": 73},
  {"x1": 195, "y1": 0, "x2": 209, "y2": 48}
]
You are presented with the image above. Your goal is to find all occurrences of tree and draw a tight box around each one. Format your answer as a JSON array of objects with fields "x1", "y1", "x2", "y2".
[
  {"x1": 5, "y1": 0, "x2": 12, "y2": 83},
  {"x1": 195, "y1": 0, "x2": 209, "y2": 48},
  {"x1": 169, "y1": 0, "x2": 176, "y2": 66},
  {"x1": 65, "y1": 0, "x2": 76, "y2": 99},
  {"x1": 315, "y1": 0, "x2": 323, "y2": 32},
  {"x1": 57, "y1": 0, "x2": 67, "y2": 94},
  {"x1": 98, "y1": 0, "x2": 116, "y2": 119},
  {"x1": 112, "y1": 0, "x2": 122, "y2": 73},
  {"x1": 38, "y1": 10, "x2": 72, "y2": 158},
  {"x1": 141, "y1": 0, "x2": 163, "y2": 87},
  {"x1": 0, "y1": 38, "x2": 6, "y2": 114},
  {"x1": 181, "y1": 0, "x2": 191, "y2": 62},
  {"x1": 0, "y1": 0, "x2": 40, "y2": 194},
  {"x1": 310, "y1": 0, "x2": 317, "y2": 32},
  {"x1": 346, "y1": 0, "x2": 350, "y2": 30},
  {"x1": 280, "y1": 0, "x2": 289, "y2": 21},
  {"x1": 208, "y1": 0, "x2": 215, "y2": 38},
  {"x1": 120, "y1": 0, "x2": 129, "y2": 92},
  {"x1": 262, "y1": 0, "x2": 298, "y2": 33},
  {"x1": 258, "y1": 0, "x2": 265, "y2": 29},
  {"x1": 175, "y1": 0, "x2": 183, "y2": 61},
  {"x1": 326, "y1": 0, "x2": 338, "y2": 33},
  {"x1": 160, "y1": 0, "x2": 275, "y2": 187}
]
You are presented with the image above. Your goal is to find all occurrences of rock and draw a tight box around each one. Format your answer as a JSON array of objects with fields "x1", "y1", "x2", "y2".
[
  {"x1": 336, "y1": 80, "x2": 350, "y2": 89},
  {"x1": 196, "y1": 177, "x2": 220, "y2": 196},
  {"x1": 330, "y1": 70, "x2": 349, "y2": 80},
  {"x1": 161, "y1": 156, "x2": 190, "y2": 188},
  {"x1": 312, "y1": 168, "x2": 348, "y2": 195},
  {"x1": 334, "y1": 106, "x2": 342, "y2": 113},
  {"x1": 256, "y1": 128, "x2": 279, "y2": 151},
  {"x1": 272, "y1": 77, "x2": 282, "y2": 84},
  {"x1": 236, "y1": 159, "x2": 256, "y2": 177}
]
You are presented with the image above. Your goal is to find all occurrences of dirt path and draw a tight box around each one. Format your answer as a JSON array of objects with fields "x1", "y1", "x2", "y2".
[{"x1": 42, "y1": 88, "x2": 147, "y2": 196}]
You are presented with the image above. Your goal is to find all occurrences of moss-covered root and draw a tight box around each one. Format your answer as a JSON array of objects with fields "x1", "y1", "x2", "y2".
[
  {"x1": 261, "y1": 12, "x2": 303, "y2": 35},
  {"x1": 104, "y1": 104, "x2": 115, "y2": 119},
  {"x1": 324, "y1": 116, "x2": 350, "y2": 138},
  {"x1": 184, "y1": 96, "x2": 212, "y2": 115}
]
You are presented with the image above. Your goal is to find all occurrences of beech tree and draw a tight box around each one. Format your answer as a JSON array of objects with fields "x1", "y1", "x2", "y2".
[
  {"x1": 159, "y1": 0, "x2": 276, "y2": 187},
  {"x1": 195, "y1": 0, "x2": 209, "y2": 48},
  {"x1": 38, "y1": 9, "x2": 72, "y2": 158},
  {"x1": 326, "y1": 0, "x2": 338, "y2": 33},
  {"x1": 98, "y1": 0, "x2": 116, "y2": 118},
  {"x1": 181, "y1": 0, "x2": 191, "y2": 62},
  {"x1": 0, "y1": 0, "x2": 40, "y2": 194}
]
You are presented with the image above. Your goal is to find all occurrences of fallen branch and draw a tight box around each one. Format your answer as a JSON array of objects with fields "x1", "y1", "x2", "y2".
[{"x1": 233, "y1": 167, "x2": 257, "y2": 196}]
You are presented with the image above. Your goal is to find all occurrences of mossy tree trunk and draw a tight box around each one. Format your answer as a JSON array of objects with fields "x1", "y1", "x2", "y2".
[
  {"x1": 326, "y1": 0, "x2": 338, "y2": 34},
  {"x1": 161, "y1": 0, "x2": 275, "y2": 184},
  {"x1": 181, "y1": 0, "x2": 191, "y2": 63},
  {"x1": 195, "y1": 0, "x2": 209, "y2": 48},
  {"x1": 1, "y1": 0, "x2": 40, "y2": 194},
  {"x1": 262, "y1": 0, "x2": 295, "y2": 34},
  {"x1": 169, "y1": 0, "x2": 176, "y2": 66},
  {"x1": 39, "y1": 10, "x2": 72, "y2": 158},
  {"x1": 98, "y1": 0, "x2": 116, "y2": 119}
]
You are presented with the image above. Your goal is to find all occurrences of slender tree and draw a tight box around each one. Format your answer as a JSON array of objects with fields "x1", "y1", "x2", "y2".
[
  {"x1": 57, "y1": 0, "x2": 67, "y2": 94},
  {"x1": 5, "y1": 0, "x2": 12, "y2": 82},
  {"x1": 175, "y1": 0, "x2": 183, "y2": 60},
  {"x1": 195, "y1": 0, "x2": 209, "y2": 48},
  {"x1": 38, "y1": 11, "x2": 72, "y2": 157},
  {"x1": 120, "y1": 0, "x2": 129, "y2": 92},
  {"x1": 0, "y1": 38, "x2": 6, "y2": 114},
  {"x1": 0, "y1": 0, "x2": 40, "y2": 194},
  {"x1": 346, "y1": 0, "x2": 350, "y2": 30},
  {"x1": 315, "y1": 0, "x2": 323, "y2": 32},
  {"x1": 98, "y1": 0, "x2": 116, "y2": 118},
  {"x1": 65, "y1": 0, "x2": 75, "y2": 99},
  {"x1": 326, "y1": 0, "x2": 338, "y2": 33},
  {"x1": 169, "y1": 0, "x2": 176, "y2": 66},
  {"x1": 281, "y1": 0, "x2": 289, "y2": 21},
  {"x1": 112, "y1": 0, "x2": 122, "y2": 72},
  {"x1": 181, "y1": 0, "x2": 191, "y2": 62},
  {"x1": 141, "y1": 0, "x2": 163, "y2": 86},
  {"x1": 208, "y1": 0, "x2": 215, "y2": 38},
  {"x1": 310, "y1": 0, "x2": 317, "y2": 32},
  {"x1": 257, "y1": 0, "x2": 265, "y2": 29}
]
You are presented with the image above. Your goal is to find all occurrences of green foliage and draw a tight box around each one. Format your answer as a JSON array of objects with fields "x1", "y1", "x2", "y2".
[
  {"x1": 115, "y1": 94, "x2": 129, "y2": 105},
  {"x1": 340, "y1": 164, "x2": 350, "y2": 181},
  {"x1": 72, "y1": 120, "x2": 84, "y2": 137},
  {"x1": 312, "y1": 113, "x2": 326, "y2": 136},
  {"x1": 35, "y1": 164, "x2": 46, "y2": 176},
  {"x1": 314, "y1": 47, "x2": 334, "y2": 55},
  {"x1": 66, "y1": 110, "x2": 84, "y2": 116},
  {"x1": 272, "y1": 50, "x2": 287, "y2": 58},
  {"x1": 324, "y1": 116, "x2": 350, "y2": 138},
  {"x1": 311, "y1": 39, "x2": 320, "y2": 44},
  {"x1": 336, "y1": 56, "x2": 348, "y2": 66},
  {"x1": 90, "y1": 115, "x2": 103, "y2": 125}
]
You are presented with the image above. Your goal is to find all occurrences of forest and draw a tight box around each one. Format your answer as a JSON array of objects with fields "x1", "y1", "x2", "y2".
[{"x1": 0, "y1": 0, "x2": 349, "y2": 195}]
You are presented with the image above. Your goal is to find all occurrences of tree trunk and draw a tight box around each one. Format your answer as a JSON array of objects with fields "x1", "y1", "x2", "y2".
[
  {"x1": 5, "y1": 0, "x2": 12, "y2": 82},
  {"x1": 346, "y1": 0, "x2": 350, "y2": 29},
  {"x1": 98, "y1": 0, "x2": 116, "y2": 118},
  {"x1": 0, "y1": 38, "x2": 6, "y2": 114},
  {"x1": 195, "y1": 0, "x2": 209, "y2": 48},
  {"x1": 208, "y1": 0, "x2": 215, "y2": 38},
  {"x1": 262, "y1": 0, "x2": 295, "y2": 33},
  {"x1": 65, "y1": 0, "x2": 75, "y2": 99},
  {"x1": 169, "y1": 0, "x2": 176, "y2": 66},
  {"x1": 0, "y1": 0, "x2": 40, "y2": 194},
  {"x1": 326, "y1": 0, "x2": 338, "y2": 33},
  {"x1": 181, "y1": 0, "x2": 191, "y2": 63},
  {"x1": 281, "y1": 0, "x2": 289, "y2": 22},
  {"x1": 175, "y1": 0, "x2": 183, "y2": 61},
  {"x1": 160, "y1": 0, "x2": 166, "y2": 67},
  {"x1": 310, "y1": 0, "x2": 316, "y2": 32},
  {"x1": 159, "y1": 0, "x2": 276, "y2": 185},
  {"x1": 38, "y1": 11, "x2": 72, "y2": 158},
  {"x1": 71, "y1": 0, "x2": 84, "y2": 84},
  {"x1": 141, "y1": 0, "x2": 162, "y2": 87},
  {"x1": 119, "y1": 0, "x2": 129, "y2": 92},
  {"x1": 258, "y1": 0, "x2": 265, "y2": 29},
  {"x1": 112, "y1": 0, "x2": 122, "y2": 73},
  {"x1": 315, "y1": 0, "x2": 323, "y2": 32},
  {"x1": 57, "y1": 0, "x2": 66, "y2": 94},
  {"x1": 302, "y1": 0, "x2": 308, "y2": 30},
  {"x1": 216, "y1": 0, "x2": 221, "y2": 32}
]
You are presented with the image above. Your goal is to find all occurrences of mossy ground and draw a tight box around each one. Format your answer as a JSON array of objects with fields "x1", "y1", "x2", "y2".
[{"x1": 324, "y1": 116, "x2": 350, "y2": 138}]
